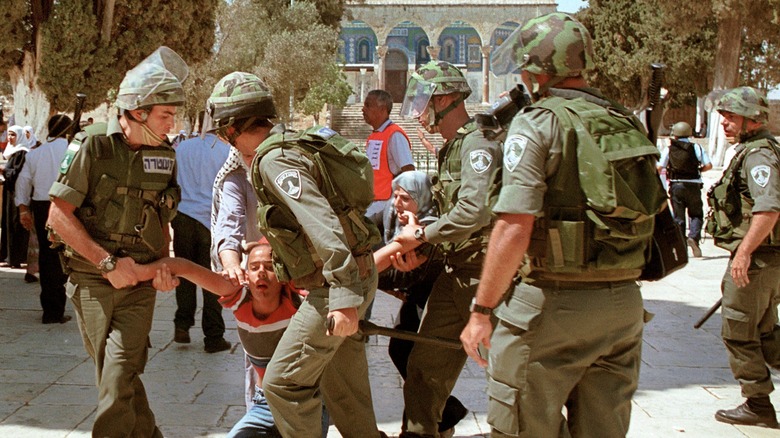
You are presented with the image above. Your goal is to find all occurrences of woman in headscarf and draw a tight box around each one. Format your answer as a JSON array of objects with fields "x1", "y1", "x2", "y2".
[
  {"x1": 378, "y1": 170, "x2": 469, "y2": 435},
  {"x1": 0, "y1": 125, "x2": 30, "y2": 268},
  {"x1": 23, "y1": 126, "x2": 41, "y2": 148}
]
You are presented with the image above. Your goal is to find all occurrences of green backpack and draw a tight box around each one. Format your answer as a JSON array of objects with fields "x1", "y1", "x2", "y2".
[
  {"x1": 526, "y1": 95, "x2": 668, "y2": 280},
  {"x1": 250, "y1": 125, "x2": 380, "y2": 286}
]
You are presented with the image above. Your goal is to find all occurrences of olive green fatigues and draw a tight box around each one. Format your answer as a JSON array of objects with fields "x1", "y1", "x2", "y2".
[
  {"x1": 487, "y1": 89, "x2": 646, "y2": 438},
  {"x1": 50, "y1": 117, "x2": 178, "y2": 437},
  {"x1": 401, "y1": 122, "x2": 502, "y2": 438},
  {"x1": 254, "y1": 141, "x2": 382, "y2": 438},
  {"x1": 709, "y1": 130, "x2": 780, "y2": 399}
]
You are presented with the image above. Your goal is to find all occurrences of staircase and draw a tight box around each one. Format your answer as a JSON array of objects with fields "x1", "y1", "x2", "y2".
[{"x1": 331, "y1": 102, "x2": 489, "y2": 173}]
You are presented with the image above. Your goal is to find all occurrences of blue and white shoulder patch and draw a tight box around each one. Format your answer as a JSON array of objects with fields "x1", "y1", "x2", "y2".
[
  {"x1": 503, "y1": 135, "x2": 528, "y2": 172},
  {"x1": 469, "y1": 149, "x2": 493, "y2": 174},
  {"x1": 750, "y1": 164, "x2": 771, "y2": 188},
  {"x1": 275, "y1": 169, "x2": 302, "y2": 200},
  {"x1": 313, "y1": 127, "x2": 337, "y2": 140}
]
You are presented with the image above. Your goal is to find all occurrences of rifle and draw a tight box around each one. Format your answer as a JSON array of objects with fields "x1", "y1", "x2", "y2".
[
  {"x1": 645, "y1": 63, "x2": 666, "y2": 146},
  {"x1": 68, "y1": 93, "x2": 87, "y2": 143},
  {"x1": 327, "y1": 317, "x2": 463, "y2": 349}
]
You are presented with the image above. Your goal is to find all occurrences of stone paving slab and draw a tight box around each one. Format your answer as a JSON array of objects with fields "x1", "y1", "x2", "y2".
[{"x1": 2, "y1": 227, "x2": 780, "y2": 437}]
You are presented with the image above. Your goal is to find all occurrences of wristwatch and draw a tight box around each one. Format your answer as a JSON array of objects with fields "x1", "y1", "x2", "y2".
[
  {"x1": 413, "y1": 226, "x2": 426, "y2": 242},
  {"x1": 98, "y1": 255, "x2": 117, "y2": 274},
  {"x1": 469, "y1": 297, "x2": 494, "y2": 315}
]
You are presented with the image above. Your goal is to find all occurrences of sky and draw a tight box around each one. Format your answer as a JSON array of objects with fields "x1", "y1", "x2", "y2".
[{"x1": 557, "y1": 0, "x2": 588, "y2": 13}]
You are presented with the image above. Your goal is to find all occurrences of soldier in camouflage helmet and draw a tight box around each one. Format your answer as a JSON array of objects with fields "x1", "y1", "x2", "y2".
[
  {"x1": 47, "y1": 46, "x2": 187, "y2": 437},
  {"x1": 706, "y1": 86, "x2": 780, "y2": 428},
  {"x1": 657, "y1": 120, "x2": 713, "y2": 258},
  {"x1": 462, "y1": 13, "x2": 652, "y2": 437},
  {"x1": 395, "y1": 60, "x2": 503, "y2": 437}
]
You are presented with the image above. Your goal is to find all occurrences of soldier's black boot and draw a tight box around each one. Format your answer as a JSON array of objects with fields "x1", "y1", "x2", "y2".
[{"x1": 715, "y1": 396, "x2": 779, "y2": 428}]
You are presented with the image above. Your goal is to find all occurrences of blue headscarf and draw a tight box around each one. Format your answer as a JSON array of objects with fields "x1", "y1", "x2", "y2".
[{"x1": 382, "y1": 170, "x2": 437, "y2": 244}]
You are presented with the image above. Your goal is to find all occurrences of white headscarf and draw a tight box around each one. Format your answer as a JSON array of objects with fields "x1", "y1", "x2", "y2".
[
  {"x1": 3, "y1": 125, "x2": 29, "y2": 159},
  {"x1": 23, "y1": 125, "x2": 38, "y2": 147}
]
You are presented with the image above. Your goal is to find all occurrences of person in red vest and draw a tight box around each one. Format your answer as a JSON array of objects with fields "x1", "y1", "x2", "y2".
[{"x1": 362, "y1": 89, "x2": 415, "y2": 225}]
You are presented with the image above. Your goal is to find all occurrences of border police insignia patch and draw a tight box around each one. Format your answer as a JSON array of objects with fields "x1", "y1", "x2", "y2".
[
  {"x1": 504, "y1": 135, "x2": 527, "y2": 172},
  {"x1": 469, "y1": 150, "x2": 492, "y2": 174},
  {"x1": 275, "y1": 169, "x2": 302, "y2": 199},
  {"x1": 751, "y1": 165, "x2": 771, "y2": 187},
  {"x1": 59, "y1": 141, "x2": 81, "y2": 174}
]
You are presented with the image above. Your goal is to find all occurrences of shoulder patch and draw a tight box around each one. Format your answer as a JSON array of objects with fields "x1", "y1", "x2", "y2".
[
  {"x1": 59, "y1": 140, "x2": 82, "y2": 174},
  {"x1": 469, "y1": 149, "x2": 493, "y2": 174},
  {"x1": 275, "y1": 169, "x2": 302, "y2": 199},
  {"x1": 503, "y1": 135, "x2": 528, "y2": 172},
  {"x1": 750, "y1": 164, "x2": 771, "y2": 188},
  {"x1": 142, "y1": 155, "x2": 175, "y2": 175},
  {"x1": 313, "y1": 126, "x2": 337, "y2": 140}
]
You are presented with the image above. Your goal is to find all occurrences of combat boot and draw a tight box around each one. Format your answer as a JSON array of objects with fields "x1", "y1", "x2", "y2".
[{"x1": 715, "y1": 396, "x2": 778, "y2": 428}]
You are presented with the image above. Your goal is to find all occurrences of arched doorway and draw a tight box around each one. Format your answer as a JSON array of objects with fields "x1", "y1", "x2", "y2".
[{"x1": 385, "y1": 49, "x2": 408, "y2": 103}]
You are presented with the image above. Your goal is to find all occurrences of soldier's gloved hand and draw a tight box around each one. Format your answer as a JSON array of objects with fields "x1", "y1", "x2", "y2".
[
  {"x1": 221, "y1": 263, "x2": 247, "y2": 287},
  {"x1": 105, "y1": 257, "x2": 139, "y2": 289},
  {"x1": 327, "y1": 307, "x2": 359, "y2": 337}
]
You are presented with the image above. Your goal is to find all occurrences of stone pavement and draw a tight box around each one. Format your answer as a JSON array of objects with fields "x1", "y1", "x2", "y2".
[{"x1": 3, "y1": 195, "x2": 780, "y2": 436}]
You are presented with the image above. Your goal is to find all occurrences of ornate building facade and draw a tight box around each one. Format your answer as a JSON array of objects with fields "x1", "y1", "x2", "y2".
[{"x1": 339, "y1": 0, "x2": 557, "y2": 104}]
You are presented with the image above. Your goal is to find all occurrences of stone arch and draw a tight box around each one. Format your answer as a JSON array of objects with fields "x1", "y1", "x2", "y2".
[{"x1": 340, "y1": 20, "x2": 378, "y2": 65}]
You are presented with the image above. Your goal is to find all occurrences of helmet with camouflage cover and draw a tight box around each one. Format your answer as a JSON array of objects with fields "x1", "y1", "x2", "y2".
[
  {"x1": 204, "y1": 72, "x2": 277, "y2": 134},
  {"x1": 713, "y1": 86, "x2": 769, "y2": 123},
  {"x1": 413, "y1": 61, "x2": 472, "y2": 98},
  {"x1": 399, "y1": 61, "x2": 471, "y2": 131},
  {"x1": 492, "y1": 13, "x2": 594, "y2": 79},
  {"x1": 671, "y1": 121, "x2": 692, "y2": 137},
  {"x1": 115, "y1": 46, "x2": 189, "y2": 110}
]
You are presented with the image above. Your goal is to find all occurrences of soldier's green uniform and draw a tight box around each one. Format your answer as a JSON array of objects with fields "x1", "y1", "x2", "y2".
[
  {"x1": 463, "y1": 14, "x2": 652, "y2": 438},
  {"x1": 252, "y1": 127, "x2": 382, "y2": 438},
  {"x1": 706, "y1": 87, "x2": 780, "y2": 428},
  {"x1": 48, "y1": 47, "x2": 186, "y2": 437},
  {"x1": 398, "y1": 61, "x2": 502, "y2": 438}
]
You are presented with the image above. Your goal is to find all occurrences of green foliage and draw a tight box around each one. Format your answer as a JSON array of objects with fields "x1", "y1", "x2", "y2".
[
  {"x1": 185, "y1": 0, "x2": 351, "y2": 126},
  {"x1": 0, "y1": 0, "x2": 29, "y2": 68},
  {"x1": 580, "y1": 0, "x2": 780, "y2": 108},
  {"x1": 297, "y1": 61, "x2": 353, "y2": 116},
  {"x1": 14, "y1": 0, "x2": 218, "y2": 113},
  {"x1": 580, "y1": 0, "x2": 716, "y2": 109}
]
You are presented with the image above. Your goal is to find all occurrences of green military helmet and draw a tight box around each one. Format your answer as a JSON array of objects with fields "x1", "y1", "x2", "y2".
[
  {"x1": 492, "y1": 13, "x2": 594, "y2": 78},
  {"x1": 400, "y1": 61, "x2": 471, "y2": 123},
  {"x1": 671, "y1": 121, "x2": 692, "y2": 137},
  {"x1": 712, "y1": 86, "x2": 769, "y2": 123},
  {"x1": 115, "y1": 46, "x2": 189, "y2": 110},
  {"x1": 204, "y1": 72, "x2": 277, "y2": 133}
]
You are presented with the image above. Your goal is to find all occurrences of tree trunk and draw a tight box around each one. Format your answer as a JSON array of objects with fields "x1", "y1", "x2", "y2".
[
  {"x1": 9, "y1": 52, "x2": 52, "y2": 138},
  {"x1": 708, "y1": 12, "x2": 743, "y2": 167},
  {"x1": 100, "y1": 0, "x2": 116, "y2": 44}
]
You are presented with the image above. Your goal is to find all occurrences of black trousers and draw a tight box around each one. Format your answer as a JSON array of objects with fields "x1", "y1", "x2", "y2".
[
  {"x1": 31, "y1": 200, "x2": 68, "y2": 320},
  {"x1": 669, "y1": 181, "x2": 704, "y2": 242},
  {"x1": 171, "y1": 213, "x2": 225, "y2": 341}
]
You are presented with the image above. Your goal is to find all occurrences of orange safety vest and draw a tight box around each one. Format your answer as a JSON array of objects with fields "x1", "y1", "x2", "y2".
[{"x1": 365, "y1": 122, "x2": 411, "y2": 201}]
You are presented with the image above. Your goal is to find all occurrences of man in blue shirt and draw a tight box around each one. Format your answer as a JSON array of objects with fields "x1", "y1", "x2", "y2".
[{"x1": 172, "y1": 132, "x2": 231, "y2": 352}]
